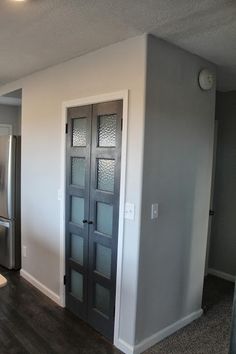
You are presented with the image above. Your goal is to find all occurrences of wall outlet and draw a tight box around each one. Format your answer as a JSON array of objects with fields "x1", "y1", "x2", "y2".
[
  {"x1": 151, "y1": 203, "x2": 159, "y2": 220},
  {"x1": 22, "y1": 246, "x2": 27, "y2": 257}
]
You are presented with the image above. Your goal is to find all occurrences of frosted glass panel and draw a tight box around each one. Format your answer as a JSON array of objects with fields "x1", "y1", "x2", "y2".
[
  {"x1": 97, "y1": 159, "x2": 115, "y2": 192},
  {"x1": 71, "y1": 197, "x2": 84, "y2": 226},
  {"x1": 72, "y1": 118, "x2": 86, "y2": 146},
  {"x1": 95, "y1": 283, "x2": 110, "y2": 316},
  {"x1": 98, "y1": 114, "x2": 116, "y2": 147},
  {"x1": 71, "y1": 269, "x2": 83, "y2": 301},
  {"x1": 71, "y1": 157, "x2": 85, "y2": 187},
  {"x1": 71, "y1": 234, "x2": 83, "y2": 265},
  {"x1": 96, "y1": 244, "x2": 111, "y2": 278},
  {"x1": 97, "y1": 202, "x2": 113, "y2": 236}
]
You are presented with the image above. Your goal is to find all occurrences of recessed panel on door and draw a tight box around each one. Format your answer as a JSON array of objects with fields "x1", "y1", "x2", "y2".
[
  {"x1": 72, "y1": 118, "x2": 87, "y2": 147},
  {"x1": 98, "y1": 114, "x2": 117, "y2": 147},
  {"x1": 95, "y1": 243, "x2": 112, "y2": 278},
  {"x1": 97, "y1": 159, "x2": 115, "y2": 192},
  {"x1": 71, "y1": 234, "x2": 84, "y2": 265},
  {"x1": 96, "y1": 202, "x2": 113, "y2": 236},
  {"x1": 71, "y1": 196, "x2": 84, "y2": 227},
  {"x1": 71, "y1": 269, "x2": 83, "y2": 302},
  {"x1": 71, "y1": 157, "x2": 86, "y2": 187},
  {"x1": 94, "y1": 283, "x2": 110, "y2": 317}
]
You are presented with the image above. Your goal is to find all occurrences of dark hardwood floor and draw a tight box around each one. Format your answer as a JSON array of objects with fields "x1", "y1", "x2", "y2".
[{"x1": 0, "y1": 266, "x2": 121, "y2": 354}]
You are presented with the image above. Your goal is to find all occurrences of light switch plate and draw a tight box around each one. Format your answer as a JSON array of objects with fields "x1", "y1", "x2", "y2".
[
  {"x1": 124, "y1": 203, "x2": 135, "y2": 220},
  {"x1": 151, "y1": 203, "x2": 159, "y2": 219}
]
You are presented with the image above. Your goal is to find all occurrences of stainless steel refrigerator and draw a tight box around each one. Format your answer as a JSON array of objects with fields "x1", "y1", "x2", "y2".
[{"x1": 0, "y1": 135, "x2": 21, "y2": 269}]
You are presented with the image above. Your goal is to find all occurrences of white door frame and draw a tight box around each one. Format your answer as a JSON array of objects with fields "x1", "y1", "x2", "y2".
[{"x1": 59, "y1": 90, "x2": 129, "y2": 345}]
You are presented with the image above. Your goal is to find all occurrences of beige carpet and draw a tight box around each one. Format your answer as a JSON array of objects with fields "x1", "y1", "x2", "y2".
[
  {"x1": 0, "y1": 274, "x2": 7, "y2": 288},
  {"x1": 145, "y1": 276, "x2": 234, "y2": 354}
]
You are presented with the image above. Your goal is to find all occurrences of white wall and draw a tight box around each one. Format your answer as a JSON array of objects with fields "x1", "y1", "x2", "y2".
[
  {"x1": 0, "y1": 36, "x2": 147, "y2": 348},
  {"x1": 209, "y1": 91, "x2": 236, "y2": 277},
  {"x1": 0, "y1": 104, "x2": 21, "y2": 135},
  {"x1": 135, "y1": 36, "x2": 216, "y2": 345}
]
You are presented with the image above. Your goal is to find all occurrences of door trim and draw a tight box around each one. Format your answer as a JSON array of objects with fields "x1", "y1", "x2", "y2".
[{"x1": 60, "y1": 90, "x2": 128, "y2": 344}]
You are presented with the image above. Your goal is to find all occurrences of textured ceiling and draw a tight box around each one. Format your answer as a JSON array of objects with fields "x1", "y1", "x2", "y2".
[{"x1": 0, "y1": 0, "x2": 235, "y2": 91}]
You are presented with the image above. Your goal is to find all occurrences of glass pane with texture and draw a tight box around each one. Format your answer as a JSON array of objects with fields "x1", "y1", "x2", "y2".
[
  {"x1": 98, "y1": 114, "x2": 117, "y2": 147},
  {"x1": 97, "y1": 202, "x2": 113, "y2": 236},
  {"x1": 95, "y1": 283, "x2": 110, "y2": 316},
  {"x1": 71, "y1": 234, "x2": 83, "y2": 265},
  {"x1": 95, "y1": 244, "x2": 111, "y2": 278},
  {"x1": 72, "y1": 118, "x2": 87, "y2": 146},
  {"x1": 71, "y1": 269, "x2": 83, "y2": 301},
  {"x1": 71, "y1": 196, "x2": 84, "y2": 226},
  {"x1": 97, "y1": 159, "x2": 115, "y2": 192},
  {"x1": 71, "y1": 157, "x2": 85, "y2": 187}
]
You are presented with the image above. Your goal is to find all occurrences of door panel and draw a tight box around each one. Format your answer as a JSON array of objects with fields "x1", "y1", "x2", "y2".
[
  {"x1": 65, "y1": 100, "x2": 122, "y2": 340},
  {"x1": 88, "y1": 101, "x2": 122, "y2": 339},
  {"x1": 66, "y1": 105, "x2": 92, "y2": 321}
]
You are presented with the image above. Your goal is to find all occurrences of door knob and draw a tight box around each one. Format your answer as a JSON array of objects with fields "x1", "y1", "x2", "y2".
[
  {"x1": 82, "y1": 219, "x2": 88, "y2": 224},
  {"x1": 88, "y1": 221, "x2": 93, "y2": 225}
]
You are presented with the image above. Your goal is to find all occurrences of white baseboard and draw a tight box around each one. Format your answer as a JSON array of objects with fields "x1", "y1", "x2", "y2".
[
  {"x1": 115, "y1": 309, "x2": 202, "y2": 354},
  {"x1": 115, "y1": 338, "x2": 135, "y2": 354},
  {"x1": 20, "y1": 269, "x2": 62, "y2": 306},
  {"x1": 208, "y1": 268, "x2": 236, "y2": 283}
]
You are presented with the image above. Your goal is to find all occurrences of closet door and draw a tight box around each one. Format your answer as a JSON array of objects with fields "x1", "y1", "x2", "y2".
[
  {"x1": 87, "y1": 100, "x2": 122, "y2": 340},
  {"x1": 65, "y1": 100, "x2": 122, "y2": 340},
  {"x1": 65, "y1": 105, "x2": 92, "y2": 320}
]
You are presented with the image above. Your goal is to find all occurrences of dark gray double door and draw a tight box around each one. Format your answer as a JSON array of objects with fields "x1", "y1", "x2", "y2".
[{"x1": 65, "y1": 100, "x2": 122, "y2": 340}]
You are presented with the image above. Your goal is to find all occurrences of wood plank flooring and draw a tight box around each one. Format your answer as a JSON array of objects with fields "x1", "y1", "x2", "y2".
[{"x1": 0, "y1": 267, "x2": 121, "y2": 354}]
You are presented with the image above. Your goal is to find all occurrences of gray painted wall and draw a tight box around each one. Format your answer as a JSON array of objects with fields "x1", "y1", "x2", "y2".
[
  {"x1": 135, "y1": 35, "x2": 216, "y2": 343},
  {"x1": 0, "y1": 104, "x2": 21, "y2": 135},
  {"x1": 209, "y1": 91, "x2": 236, "y2": 276}
]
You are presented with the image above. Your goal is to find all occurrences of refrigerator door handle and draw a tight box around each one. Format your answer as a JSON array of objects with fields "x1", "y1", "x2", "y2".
[{"x1": 0, "y1": 220, "x2": 10, "y2": 228}]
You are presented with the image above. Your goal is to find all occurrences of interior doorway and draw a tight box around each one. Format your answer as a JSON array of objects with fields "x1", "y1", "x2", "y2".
[
  {"x1": 0, "y1": 89, "x2": 22, "y2": 270},
  {"x1": 65, "y1": 100, "x2": 123, "y2": 340},
  {"x1": 203, "y1": 90, "x2": 236, "y2": 350}
]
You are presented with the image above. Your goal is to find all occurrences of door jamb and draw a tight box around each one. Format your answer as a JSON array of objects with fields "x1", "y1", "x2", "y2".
[{"x1": 60, "y1": 90, "x2": 129, "y2": 344}]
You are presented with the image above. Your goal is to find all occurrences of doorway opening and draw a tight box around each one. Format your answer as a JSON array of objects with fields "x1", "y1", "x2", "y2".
[
  {"x1": 203, "y1": 90, "x2": 236, "y2": 350},
  {"x1": 64, "y1": 98, "x2": 123, "y2": 341},
  {"x1": 0, "y1": 89, "x2": 22, "y2": 270}
]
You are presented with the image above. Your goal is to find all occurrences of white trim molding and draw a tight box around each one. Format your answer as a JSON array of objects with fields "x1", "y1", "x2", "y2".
[
  {"x1": 116, "y1": 310, "x2": 203, "y2": 354},
  {"x1": 60, "y1": 90, "x2": 129, "y2": 343},
  {"x1": 208, "y1": 268, "x2": 236, "y2": 283},
  {"x1": 20, "y1": 269, "x2": 61, "y2": 306}
]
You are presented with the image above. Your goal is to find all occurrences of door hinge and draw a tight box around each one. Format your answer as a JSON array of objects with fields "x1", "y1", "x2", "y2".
[
  {"x1": 65, "y1": 123, "x2": 68, "y2": 134},
  {"x1": 64, "y1": 275, "x2": 67, "y2": 285},
  {"x1": 121, "y1": 119, "x2": 123, "y2": 131}
]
